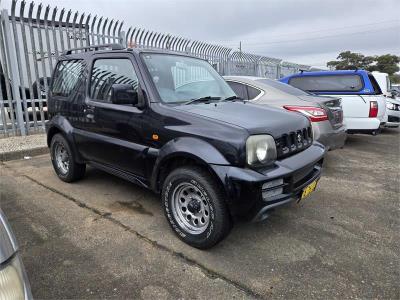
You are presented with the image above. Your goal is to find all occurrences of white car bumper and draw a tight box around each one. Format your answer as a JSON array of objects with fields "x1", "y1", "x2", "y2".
[{"x1": 345, "y1": 117, "x2": 380, "y2": 131}]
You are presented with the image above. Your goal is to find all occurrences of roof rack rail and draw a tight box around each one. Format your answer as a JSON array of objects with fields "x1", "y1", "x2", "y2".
[{"x1": 63, "y1": 43, "x2": 124, "y2": 55}]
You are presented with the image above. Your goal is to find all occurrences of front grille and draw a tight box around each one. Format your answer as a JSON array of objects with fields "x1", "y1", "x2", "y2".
[
  {"x1": 388, "y1": 116, "x2": 400, "y2": 123},
  {"x1": 275, "y1": 126, "x2": 312, "y2": 159}
]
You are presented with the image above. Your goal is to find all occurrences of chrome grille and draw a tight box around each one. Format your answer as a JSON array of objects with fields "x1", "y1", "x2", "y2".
[{"x1": 275, "y1": 126, "x2": 312, "y2": 159}]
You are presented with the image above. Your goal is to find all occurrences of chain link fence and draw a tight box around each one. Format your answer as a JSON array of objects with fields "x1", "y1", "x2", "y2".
[{"x1": 0, "y1": 0, "x2": 312, "y2": 136}]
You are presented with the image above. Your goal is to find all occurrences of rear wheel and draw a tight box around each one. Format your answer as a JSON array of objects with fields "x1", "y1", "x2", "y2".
[
  {"x1": 162, "y1": 166, "x2": 231, "y2": 249},
  {"x1": 50, "y1": 133, "x2": 85, "y2": 182}
]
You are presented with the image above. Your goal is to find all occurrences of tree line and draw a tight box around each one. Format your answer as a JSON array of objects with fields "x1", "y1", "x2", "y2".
[{"x1": 327, "y1": 51, "x2": 400, "y2": 83}]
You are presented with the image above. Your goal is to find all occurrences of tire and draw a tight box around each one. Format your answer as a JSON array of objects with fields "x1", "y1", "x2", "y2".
[
  {"x1": 50, "y1": 133, "x2": 86, "y2": 182},
  {"x1": 162, "y1": 166, "x2": 232, "y2": 249}
]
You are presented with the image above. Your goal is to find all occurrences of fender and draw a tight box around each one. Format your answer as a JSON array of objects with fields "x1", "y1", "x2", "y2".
[
  {"x1": 46, "y1": 115, "x2": 84, "y2": 164},
  {"x1": 150, "y1": 137, "x2": 231, "y2": 191}
]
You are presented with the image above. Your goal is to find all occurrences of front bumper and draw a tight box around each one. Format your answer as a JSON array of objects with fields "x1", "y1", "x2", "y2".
[
  {"x1": 385, "y1": 110, "x2": 400, "y2": 128},
  {"x1": 211, "y1": 143, "x2": 325, "y2": 222}
]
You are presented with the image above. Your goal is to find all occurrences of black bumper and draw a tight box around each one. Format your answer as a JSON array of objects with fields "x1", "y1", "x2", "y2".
[{"x1": 210, "y1": 143, "x2": 325, "y2": 221}]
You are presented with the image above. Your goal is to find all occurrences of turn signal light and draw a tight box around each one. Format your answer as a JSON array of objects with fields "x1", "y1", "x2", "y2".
[
  {"x1": 369, "y1": 101, "x2": 378, "y2": 118},
  {"x1": 283, "y1": 106, "x2": 329, "y2": 122}
]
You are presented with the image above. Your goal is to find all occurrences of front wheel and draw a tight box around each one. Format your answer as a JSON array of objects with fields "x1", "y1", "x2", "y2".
[{"x1": 162, "y1": 166, "x2": 232, "y2": 249}]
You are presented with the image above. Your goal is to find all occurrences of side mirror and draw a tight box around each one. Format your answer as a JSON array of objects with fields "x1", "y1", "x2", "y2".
[{"x1": 110, "y1": 84, "x2": 138, "y2": 106}]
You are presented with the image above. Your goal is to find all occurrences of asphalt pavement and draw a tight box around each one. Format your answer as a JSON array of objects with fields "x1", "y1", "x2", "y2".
[{"x1": 0, "y1": 128, "x2": 399, "y2": 299}]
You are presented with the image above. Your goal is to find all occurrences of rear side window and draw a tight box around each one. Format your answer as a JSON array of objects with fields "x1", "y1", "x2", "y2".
[
  {"x1": 368, "y1": 75, "x2": 382, "y2": 94},
  {"x1": 227, "y1": 81, "x2": 248, "y2": 99},
  {"x1": 289, "y1": 75, "x2": 363, "y2": 92},
  {"x1": 90, "y1": 58, "x2": 139, "y2": 103},
  {"x1": 247, "y1": 86, "x2": 261, "y2": 99},
  {"x1": 51, "y1": 60, "x2": 84, "y2": 97}
]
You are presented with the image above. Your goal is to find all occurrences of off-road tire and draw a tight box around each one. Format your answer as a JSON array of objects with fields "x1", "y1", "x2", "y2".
[{"x1": 162, "y1": 166, "x2": 232, "y2": 249}]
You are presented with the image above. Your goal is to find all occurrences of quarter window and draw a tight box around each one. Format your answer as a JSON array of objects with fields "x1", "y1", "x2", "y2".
[
  {"x1": 227, "y1": 81, "x2": 248, "y2": 99},
  {"x1": 51, "y1": 60, "x2": 84, "y2": 97},
  {"x1": 289, "y1": 75, "x2": 363, "y2": 92},
  {"x1": 247, "y1": 85, "x2": 261, "y2": 99},
  {"x1": 90, "y1": 59, "x2": 139, "y2": 102},
  {"x1": 368, "y1": 75, "x2": 382, "y2": 94}
]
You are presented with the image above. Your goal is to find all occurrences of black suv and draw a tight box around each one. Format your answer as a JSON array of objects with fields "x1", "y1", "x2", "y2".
[{"x1": 46, "y1": 44, "x2": 325, "y2": 248}]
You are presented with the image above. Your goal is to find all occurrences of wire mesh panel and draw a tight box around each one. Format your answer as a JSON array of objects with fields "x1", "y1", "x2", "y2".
[
  {"x1": 0, "y1": 0, "x2": 312, "y2": 136},
  {"x1": 280, "y1": 62, "x2": 311, "y2": 78}
]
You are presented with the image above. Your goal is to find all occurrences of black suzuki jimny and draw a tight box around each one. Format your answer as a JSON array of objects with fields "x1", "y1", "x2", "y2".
[{"x1": 46, "y1": 44, "x2": 325, "y2": 248}]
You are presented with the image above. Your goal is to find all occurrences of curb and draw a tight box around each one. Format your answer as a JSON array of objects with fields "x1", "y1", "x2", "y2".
[{"x1": 0, "y1": 147, "x2": 49, "y2": 162}]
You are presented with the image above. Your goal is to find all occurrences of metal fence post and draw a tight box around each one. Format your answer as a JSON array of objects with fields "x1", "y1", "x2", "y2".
[
  {"x1": 119, "y1": 30, "x2": 126, "y2": 46},
  {"x1": 1, "y1": 9, "x2": 26, "y2": 136},
  {"x1": 277, "y1": 63, "x2": 281, "y2": 79}
]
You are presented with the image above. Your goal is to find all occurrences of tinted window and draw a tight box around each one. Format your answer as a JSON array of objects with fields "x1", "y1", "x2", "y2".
[
  {"x1": 247, "y1": 85, "x2": 261, "y2": 99},
  {"x1": 227, "y1": 81, "x2": 248, "y2": 99},
  {"x1": 368, "y1": 75, "x2": 382, "y2": 94},
  {"x1": 289, "y1": 75, "x2": 363, "y2": 92},
  {"x1": 51, "y1": 60, "x2": 84, "y2": 97},
  {"x1": 90, "y1": 59, "x2": 138, "y2": 102},
  {"x1": 256, "y1": 78, "x2": 309, "y2": 96}
]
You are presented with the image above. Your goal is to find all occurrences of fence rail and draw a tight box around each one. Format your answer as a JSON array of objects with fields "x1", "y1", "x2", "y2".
[{"x1": 0, "y1": 0, "x2": 312, "y2": 137}]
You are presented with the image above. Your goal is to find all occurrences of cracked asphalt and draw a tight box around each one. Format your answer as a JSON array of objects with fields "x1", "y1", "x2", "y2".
[{"x1": 0, "y1": 128, "x2": 399, "y2": 299}]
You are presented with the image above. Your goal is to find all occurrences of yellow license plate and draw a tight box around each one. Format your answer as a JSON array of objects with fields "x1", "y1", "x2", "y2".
[{"x1": 300, "y1": 180, "x2": 318, "y2": 201}]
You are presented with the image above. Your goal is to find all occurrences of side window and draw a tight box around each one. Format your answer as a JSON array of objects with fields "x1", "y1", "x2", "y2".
[
  {"x1": 247, "y1": 86, "x2": 261, "y2": 99},
  {"x1": 51, "y1": 60, "x2": 84, "y2": 98},
  {"x1": 227, "y1": 81, "x2": 248, "y2": 99},
  {"x1": 368, "y1": 75, "x2": 382, "y2": 94},
  {"x1": 90, "y1": 58, "x2": 138, "y2": 103},
  {"x1": 289, "y1": 75, "x2": 363, "y2": 92}
]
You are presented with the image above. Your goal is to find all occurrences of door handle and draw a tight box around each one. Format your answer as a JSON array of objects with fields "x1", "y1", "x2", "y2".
[{"x1": 84, "y1": 108, "x2": 95, "y2": 119}]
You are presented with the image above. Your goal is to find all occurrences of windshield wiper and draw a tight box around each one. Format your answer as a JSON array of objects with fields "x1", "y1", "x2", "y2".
[
  {"x1": 185, "y1": 96, "x2": 221, "y2": 105},
  {"x1": 223, "y1": 95, "x2": 243, "y2": 102}
]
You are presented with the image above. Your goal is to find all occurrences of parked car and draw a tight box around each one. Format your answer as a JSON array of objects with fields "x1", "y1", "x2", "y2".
[
  {"x1": 280, "y1": 70, "x2": 387, "y2": 135},
  {"x1": 1, "y1": 61, "x2": 49, "y2": 127},
  {"x1": 46, "y1": 44, "x2": 326, "y2": 249},
  {"x1": 0, "y1": 208, "x2": 32, "y2": 299},
  {"x1": 224, "y1": 76, "x2": 347, "y2": 150},
  {"x1": 370, "y1": 71, "x2": 400, "y2": 128}
]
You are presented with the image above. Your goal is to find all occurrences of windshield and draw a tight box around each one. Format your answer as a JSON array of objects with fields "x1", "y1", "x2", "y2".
[
  {"x1": 141, "y1": 53, "x2": 236, "y2": 104},
  {"x1": 256, "y1": 78, "x2": 310, "y2": 96}
]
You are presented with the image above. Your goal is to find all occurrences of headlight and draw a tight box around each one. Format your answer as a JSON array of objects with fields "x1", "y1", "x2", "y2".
[
  {"x1": 0, "y1": 256, "x2": 26, "y2": 300},
  {"x1": 387, "y1": 102, "x2": 395, "y2": 110},
  {"x1": 246, "y1": 135, "x2": 277, "y2": 166},
  {"x1": 387, "y1": 102, "x2": 399, "y2": 111}
]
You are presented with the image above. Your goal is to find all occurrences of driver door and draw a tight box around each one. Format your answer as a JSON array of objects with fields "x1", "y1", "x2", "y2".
[{"x1": 74, "y1": 55, "x2": 147, "y2": 177}]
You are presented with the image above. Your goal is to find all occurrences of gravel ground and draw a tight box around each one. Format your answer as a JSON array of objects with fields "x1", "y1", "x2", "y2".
[
  {"x1": 0, "y1": 133, "x2": 47, "y2": 161},
  {"x1": 1, "y1": 128, "x2": 399, "y2": 299}
]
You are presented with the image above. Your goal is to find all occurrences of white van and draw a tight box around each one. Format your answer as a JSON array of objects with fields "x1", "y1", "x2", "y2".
[{"x1": 371, "y1": 72, "x2": 400, "y2": 128}]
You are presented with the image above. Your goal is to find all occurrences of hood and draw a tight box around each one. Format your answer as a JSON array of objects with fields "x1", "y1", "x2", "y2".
[{"x1": 173, "y1": 101, "x2": 310, "y2": 138}]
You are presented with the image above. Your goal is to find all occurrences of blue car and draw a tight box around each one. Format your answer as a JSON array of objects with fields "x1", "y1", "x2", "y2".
[{"x1": 280, "y1": 70, "x2": 387, "y2": 135}]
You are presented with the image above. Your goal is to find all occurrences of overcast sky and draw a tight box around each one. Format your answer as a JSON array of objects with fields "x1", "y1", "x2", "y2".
[{"x1": 1, "y1": 0, "x2": 399, "y2": 67}]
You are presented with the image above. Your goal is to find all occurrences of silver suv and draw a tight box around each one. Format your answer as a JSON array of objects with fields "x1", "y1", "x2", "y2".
[{"x1": 0, "y1": 208, "x2": 32, "y2": 299}]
